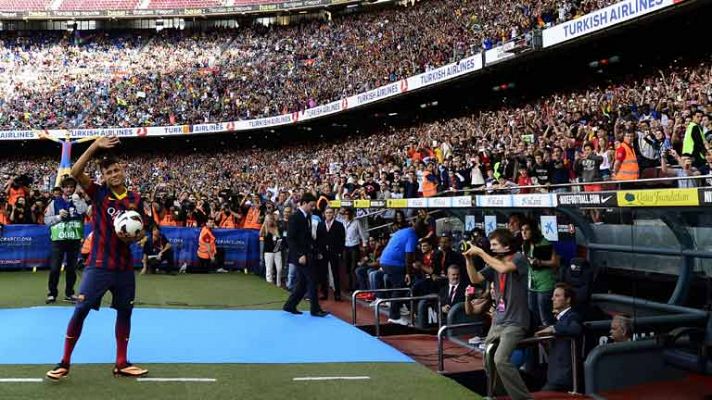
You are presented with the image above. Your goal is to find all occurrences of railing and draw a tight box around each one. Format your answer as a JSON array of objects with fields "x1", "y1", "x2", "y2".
[
  {"x1": 440, "y1": 173, "x2": 712, "y2": 196},
  {"x1": 483, "y1": 335, "x2": 580, "y2": 396},
  {"x1": 436, "y1": 322, "x2": 484, "y2": 372},
  {"x1": 350, "y1": 288, "x2": 412, "y2": 325},
  {"x1": 373, "y1": 294, "x2": 441, "y2": 337}
]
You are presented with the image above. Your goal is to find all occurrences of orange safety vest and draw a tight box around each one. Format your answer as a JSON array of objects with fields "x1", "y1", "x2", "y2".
[
  {"x1": 615, "y1": 142, "x2": 639, "y2": 181},
  {"x1": 150, "y1": 205, "x2": 161, "y2": 226},
  {"x1": 243, "y1": 207, "x2": 262, "y2": 230},
  {"x1": 160, "y1": 212, "x2": 180, "y2": 227},
  {"x1": 219, "y1": 213, "x2": 237, "y2": 228},
  {"x1": 422, "y1": 171, "x2": 438, "y2": 197},
  {"x1": 0, "y1": 210, "x2": 9, "y2": 225},
  {"x1": 81, "y1": 232, "x2": 93, "y2": 255},
  {"x1": 185, "y1": 216, "x2": 198, "y2": 228},
  {"x1": 197, "y1": 227, "x2": 216, "y2": 260},
  {"x1": 7, "y1": 187, "x2": 27, "y2": 206}
]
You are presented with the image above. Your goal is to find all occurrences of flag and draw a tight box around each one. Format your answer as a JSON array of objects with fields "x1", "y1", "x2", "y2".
[
  {"x1": 484, "y1": 215, "x2": 496, "y2": 236},
  {"x1": 540, "y1": 216, "x2": 558, "y2": 242}
]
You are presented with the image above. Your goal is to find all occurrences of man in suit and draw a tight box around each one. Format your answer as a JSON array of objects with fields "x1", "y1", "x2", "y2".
[
  {"x1": 282, "y1": 193, "x2": 328, "y2": 317},
  {"x1": 433, "y1": 235, "x2": 466, "y2": 283},
  {"x1": 439, "y1": 264, "x2": 466, "y2": 316},
  {"x1": 535, "y1": 283, "x2": 583, "y2": 392},
  {"x1": 316, "y1": 207, "x2": 346, "y2": 301}
]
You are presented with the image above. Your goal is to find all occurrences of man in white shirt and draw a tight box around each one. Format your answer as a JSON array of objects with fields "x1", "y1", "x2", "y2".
[
  {"x1": 439, "y1": 265, "x2": 466, "y2": 315},
  {"x1": 342, "y1": 208, "x2": 367, "y2": 291}
]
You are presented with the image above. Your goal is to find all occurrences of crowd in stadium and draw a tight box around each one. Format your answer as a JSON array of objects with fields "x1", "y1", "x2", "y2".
[
  {"x1": 2, "y1": 53, "x2": 711, "y2": 226},
  {"x1": 0, "y1": 0, "x2": 624, "y2": 130}
]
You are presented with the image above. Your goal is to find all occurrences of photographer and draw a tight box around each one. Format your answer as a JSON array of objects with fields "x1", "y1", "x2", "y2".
[
  {"x1": 4, "y1": 174, "x2": 30, "y2": 208},
  {"x1": 44, "y1": 176, "x2": 88, "y2": 303},
  {"x1": 30, "y1": 197, "x2": 46, "y2": 225},
  {"x1": 217, "y1": 202, "x2": 240, "y2": 228},
  {"x1": 463, "y1": 228, "x2": 531, "y2": 400},
  {"x1": 140, "y1": 225, "x2": 175, "y2": 274},
  {"x1": 10, "y1": 196, "x2": 32, "y2": 224}
]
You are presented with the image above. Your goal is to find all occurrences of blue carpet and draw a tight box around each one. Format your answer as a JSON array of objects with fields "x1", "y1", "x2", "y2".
[{"x1": 0, "y1": 307, "x2": 413, "y2": 365}]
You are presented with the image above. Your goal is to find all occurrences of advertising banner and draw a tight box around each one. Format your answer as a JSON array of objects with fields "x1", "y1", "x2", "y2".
[
  {"x1": 542, "y1": 0, "x2": 683, "y2": 48},
  {"x1": 617, "y1": 188, "x2": 699, "y2": 207},
  {"x1": 0, "y1": 225, "x2": 260, "y2": 272}
]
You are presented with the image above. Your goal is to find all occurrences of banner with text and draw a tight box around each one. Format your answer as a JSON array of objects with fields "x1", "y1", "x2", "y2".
[
  {"x1": 0, "y1": 225, "x2": 260, "y2": 272},
  {"x1": 542, "y1": 0, "x2": 683, "y2": 48},
  {"x1": 0, "y1": 54, "x2": 481, "y2": 141}
]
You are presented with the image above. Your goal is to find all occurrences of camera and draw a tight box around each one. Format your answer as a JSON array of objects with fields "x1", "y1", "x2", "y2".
[
  {"x1": 465, "y1": 285, "x2": 476, "y2": 296},
  {"x1": 459, "y1": 240, "x2": 474, "y2": 253}
]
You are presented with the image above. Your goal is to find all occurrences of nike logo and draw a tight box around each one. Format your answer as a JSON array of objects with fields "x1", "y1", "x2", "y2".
[{"x1": 601, "y1": 196, "x2": 613, "y2": 203}]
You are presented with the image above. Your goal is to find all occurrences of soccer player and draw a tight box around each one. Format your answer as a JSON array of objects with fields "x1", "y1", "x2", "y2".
[{"x1": 46, "y1": 136, "x2": 149, "y2": 380}]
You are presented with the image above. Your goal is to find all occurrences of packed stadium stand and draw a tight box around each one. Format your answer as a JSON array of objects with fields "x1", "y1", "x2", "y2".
[
  {"x1": 0, "y1": 1, "x2": 710, "y2": 399},
  {"x1": 0, "y1": 0, "x2": 629, "y2": 130},
  {"x1": 0, "y1": 0, "x2": 51, "y2": 11},
  {"x1": 0, "y1": 0, "x2": 278, "y2": 10},
  {"x1": 144, "y1": 0, "x2": 224, "y2": 9},
  {"x1": 57, "y1": 0, "x2": 141, "y2": 10}
]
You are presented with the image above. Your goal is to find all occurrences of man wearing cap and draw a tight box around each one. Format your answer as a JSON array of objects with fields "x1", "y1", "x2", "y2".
[{"x1": 44, "y1": 176, "x2": 88, "y2": 303}]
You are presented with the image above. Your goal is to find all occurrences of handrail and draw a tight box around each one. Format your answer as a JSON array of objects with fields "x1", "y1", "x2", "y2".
[
  {"x1": 423, "y1": 173, "x2": 712, "y2": 197},
  {"x1": 483, "y1": 334, "x2": 580, "y2": 396},
  {"x1": 365, "y1": 209, "x2": 440, "y2": 233},
  {"x1": 436, "y1": 322, "x2": 484, "y2": 372},
  {"x1": 373, "y1": 294, "x2": 441, "y2": 337},
  {"x1": 350, "y1": 288, "x2": 413, "y2": 325},
  {"x1": 591, "y1": 293, "x2": 709, "y2": 316}
]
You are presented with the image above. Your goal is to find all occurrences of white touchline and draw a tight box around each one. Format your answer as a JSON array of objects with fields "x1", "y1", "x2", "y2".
[
  {"x1": 0, "y1": 378, "x2": 43, "y2": 383},
  {"x1": 292, "y1": 376, "x2": 371, "y2": 381},
  {"x1": 137, "y1": 378, "x2": 217, "y2": 382}
]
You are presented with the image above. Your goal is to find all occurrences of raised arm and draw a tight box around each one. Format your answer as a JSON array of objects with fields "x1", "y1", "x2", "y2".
[{"x1": 71, "y1": 136, "x2": 120, "y2": 188}]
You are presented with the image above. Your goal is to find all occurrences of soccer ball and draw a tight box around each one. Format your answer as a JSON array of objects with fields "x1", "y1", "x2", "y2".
[{"x1": 114, "y1": 210, "x2": 144, "y2": 240}]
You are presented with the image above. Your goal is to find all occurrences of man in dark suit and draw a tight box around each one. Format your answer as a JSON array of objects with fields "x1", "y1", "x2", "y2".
[
  {"x1": 536, "y1": 282, "x2": 583, "y2": 392},
  {"x1": 282, "y1": 193, "x2": 328, "y2": 317},
  {"x1": 433, "y1": 235, "x2": 467, "y2": 283},
  {"x1": 438, "y1": 264, "x2": 466, "y2": 316},
  {"x1": 316, "y1": 207, "x2": 346, "y2": 301}
]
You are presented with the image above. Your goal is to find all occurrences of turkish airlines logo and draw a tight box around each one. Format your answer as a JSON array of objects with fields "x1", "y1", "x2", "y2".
[
  {"x1": 136, "y1": 127, "x2": 148, "y2": 137},
  {"x1": 400, "y1": 79, "x2": 409, "y2": 92}
]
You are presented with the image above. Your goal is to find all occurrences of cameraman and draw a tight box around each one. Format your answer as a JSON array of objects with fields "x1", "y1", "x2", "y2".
[
  {"x1": 4, "y1": 174, "x2": 30, "y2": 207},
  {"x1": 217, "y1": 202, "x2": 240, "y2": 228},
  {"x1": 44, "y1": 177, "x2": 88, "y2": 303},
  {"x1": 10, "y1": 196, "x2": 32, "y2": 224},
  {"x1": 463, "y1": 228, "x2": 531, "y2": 400}
]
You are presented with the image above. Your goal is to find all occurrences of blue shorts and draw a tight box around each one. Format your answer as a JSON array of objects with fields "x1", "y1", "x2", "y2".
[{"x1": 77, "y1": 268, "x2": 135, "y2": 311}]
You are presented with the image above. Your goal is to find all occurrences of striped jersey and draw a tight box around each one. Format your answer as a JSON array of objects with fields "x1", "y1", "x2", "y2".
[{"x1": 86, "y1": 181, "x2": 145, "y2": 271}]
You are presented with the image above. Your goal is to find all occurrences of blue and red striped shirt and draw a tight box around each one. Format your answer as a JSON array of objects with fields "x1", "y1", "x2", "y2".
[{"x1": 85, "y1": 182, "x2": 145, "y2": 271}]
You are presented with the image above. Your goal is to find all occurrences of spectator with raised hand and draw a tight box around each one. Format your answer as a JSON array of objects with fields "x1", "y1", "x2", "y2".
[
  {"x1": 575, "y1": 142, "x2": 604, "y2": 192},
  {"x1": 660, "y1": 149, "x2": 700, "y2": 188}
]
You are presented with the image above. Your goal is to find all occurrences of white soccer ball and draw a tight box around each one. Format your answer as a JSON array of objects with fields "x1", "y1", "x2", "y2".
[{"x1": 114, "y1": 210, "x2": 144, "y2": 240}]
